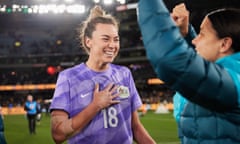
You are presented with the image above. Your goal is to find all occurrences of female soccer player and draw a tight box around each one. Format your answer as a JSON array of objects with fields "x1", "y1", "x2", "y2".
[{"x1": 50, "y1": 5, "x2": 156, "y2": 144}]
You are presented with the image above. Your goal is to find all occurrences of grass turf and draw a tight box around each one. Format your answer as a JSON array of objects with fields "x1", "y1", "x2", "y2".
[{"x1": 3, "y1": 111, "x2": 179, "y2": 144}]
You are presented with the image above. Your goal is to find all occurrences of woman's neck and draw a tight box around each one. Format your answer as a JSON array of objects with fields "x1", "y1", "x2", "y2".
[{"x1": 86, "y1": 60, "x2": 109, "y2": 72}]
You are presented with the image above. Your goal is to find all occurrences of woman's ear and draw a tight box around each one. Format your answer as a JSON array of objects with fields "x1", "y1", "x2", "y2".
[
  {"x1": 85, "y1": 37, "x2": 92, "y2": 48},
  {"x1": 220, "y1": 37, "x2": 232, "y2": 53}
]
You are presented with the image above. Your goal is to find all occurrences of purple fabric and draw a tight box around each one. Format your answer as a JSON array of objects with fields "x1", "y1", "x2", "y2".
[{"x1": 50, "y1": 63, "x2": 142, "y2": 144}]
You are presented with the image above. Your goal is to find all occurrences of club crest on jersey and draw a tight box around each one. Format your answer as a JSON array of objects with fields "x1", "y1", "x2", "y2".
[{"x1": 117, "y1": 85, "x2": 130, "y2": 99}]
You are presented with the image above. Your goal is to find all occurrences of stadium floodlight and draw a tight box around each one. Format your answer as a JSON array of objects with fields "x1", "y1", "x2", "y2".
[
  {"x1": 38, "y1": 5, "x2": 48, "y2": 14},
  {"x1": 0, "y1": 0, "x2": 129, "y2": 14},
  {"x1": 0, "y1": 5, "x2": 6, "y2": 12},
  {"x1": 12, "y1": 4, "x2": 20, "y2": 12},
  {"x1": 117, "y1": 0, "x2": 126, "y2": 4},
  {"x1": 51, "y1": 0, "x2": 59, "y2": 2},
  {"x1": 93, "y1": 0, "x2": 101, "y2": 4},
  {"x1": 46, "y1": 4, "x2": 63, "y2": 14},
  {"x1": 65, "y1": 0, "x2": 75, "y2": 3},
  {"x1": 55, "y1": 4, "x2": 66, "y2": 14},
  {"x1": 28, "y1": 8, "x2": 33, "y2": 13},
  {"x1": 66, "y1": 4, "x2": 85, "y2": 14},
  {"x1": 30, "y1": 4, "x2": 86, "y2": 14},
  {"x1": 46, "y1": 4, "x2": 57, "y2": 12},
  {"x1": 103, "y1": 0, "x2": 113, "y2": 5},
  {"x1": 32, "y1": 5, "x2": 39, "y2": 13},
  {"x1": 12, "y1": 4, "x2": 20, "y2": 9}
]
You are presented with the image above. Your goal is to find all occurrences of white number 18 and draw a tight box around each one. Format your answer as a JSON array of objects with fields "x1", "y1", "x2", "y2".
[{"x1": 102, "y1": 107, "x2": 118, "y2": 128}]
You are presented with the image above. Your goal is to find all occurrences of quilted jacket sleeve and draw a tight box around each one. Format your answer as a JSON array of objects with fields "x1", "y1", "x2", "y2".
[{"x1": 137, "y1": 0, "x2": 238, "y2": 110}]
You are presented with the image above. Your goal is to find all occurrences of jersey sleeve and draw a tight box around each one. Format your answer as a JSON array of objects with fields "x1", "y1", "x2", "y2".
[
  {"x1": 127, "y1": 69, "x2": 142, "y2": 112},
  {"x1": 50, "y1": 71, "x2": 71, "y2": 114}
]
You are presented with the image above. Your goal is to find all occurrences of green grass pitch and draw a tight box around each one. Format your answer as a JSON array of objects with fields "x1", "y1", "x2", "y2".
[{"x1": 3, "y1": 111, "x2": 179, "y2": 144}]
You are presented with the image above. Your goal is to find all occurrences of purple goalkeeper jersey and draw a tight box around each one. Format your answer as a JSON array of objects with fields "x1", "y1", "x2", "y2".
[{"x1": 50, "y1": 63, "x2": 142, "y2": 144}]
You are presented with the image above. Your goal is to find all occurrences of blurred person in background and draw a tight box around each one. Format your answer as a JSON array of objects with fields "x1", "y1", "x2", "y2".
[
  {"x1": 138, "y1": 0, "x2": 240, "y2": 143},
  {"x1": 0, "y1": 106, "x2": 7, "y2": 144},
  {"x1": 50, "y1": 5, "x2": 156, "y2": 144},
  {"x1": 24, "y1": 94, "x2": 37, "y2": 135},
  {"x1": 44, "y1": 99, "x2": 51, "y2": 117},
  {"x1": 36, "y1": 99, "x2": 42, "y2": 125}
]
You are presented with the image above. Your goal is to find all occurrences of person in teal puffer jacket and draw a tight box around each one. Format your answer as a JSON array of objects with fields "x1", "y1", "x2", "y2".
[
  {"x1": 0, "y1": 114, "x2": 7, "y2": 144},
  {"x1": 138, "y1": 0, "x2": 240, "y2": 143}
]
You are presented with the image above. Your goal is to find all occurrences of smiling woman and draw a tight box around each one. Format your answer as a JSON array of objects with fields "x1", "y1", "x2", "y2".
[{"x1": 49, "y1": 5, "x2": 156, "y2": 144}]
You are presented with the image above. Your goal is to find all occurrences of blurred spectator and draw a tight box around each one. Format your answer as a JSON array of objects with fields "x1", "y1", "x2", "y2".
[
  {"x1": 0, "y1": 106, "x2": 7, "y2": 144},
  {"x1": 36, "y1": 99, "x2": 42, "y2": 125},
  {"x1": 24, "y1": 94, "x2": 37, "y2": 135}
]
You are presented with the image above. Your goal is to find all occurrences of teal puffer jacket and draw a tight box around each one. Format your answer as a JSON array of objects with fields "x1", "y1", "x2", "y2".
[
  {"x1": 138, "y1": 0, "x2": 240, "y2": 143},
  {"x1": 0, "y1": 115, "x2": 7, "y2": 144}
]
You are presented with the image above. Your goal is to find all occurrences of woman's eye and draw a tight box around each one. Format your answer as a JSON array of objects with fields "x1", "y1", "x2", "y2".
[{"x1": 103, "y1": 38, "x2": 108, "y2": 41}]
